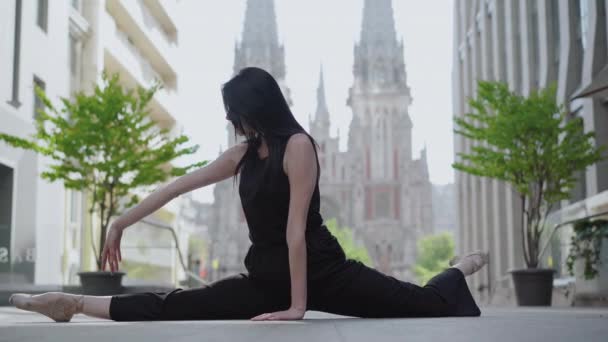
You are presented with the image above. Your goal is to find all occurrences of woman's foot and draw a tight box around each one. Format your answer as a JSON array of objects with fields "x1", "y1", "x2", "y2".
[
  {"x1": 450, "y1": 250, "x2": 489, "y2": 276},
  {"x1": 8, "y1": 292, "x2": 84, "y2": 322}
]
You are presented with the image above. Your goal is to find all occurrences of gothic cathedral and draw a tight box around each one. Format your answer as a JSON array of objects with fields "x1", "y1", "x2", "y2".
[{"x1": 206, "y1": 0, "x2": 433, "y2": 281}]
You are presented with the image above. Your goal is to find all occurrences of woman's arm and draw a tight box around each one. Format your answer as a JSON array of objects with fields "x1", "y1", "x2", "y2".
[
  {"x1": 113, "y1": 142, "x2": 247, "y2": 230},
  {"x1": 251, "y1": 133, "x2": 318, "y2": 321}
]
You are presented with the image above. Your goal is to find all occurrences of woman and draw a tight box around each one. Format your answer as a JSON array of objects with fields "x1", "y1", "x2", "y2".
[{"x1": 8, "y1": 67, "x2": 488, "y2": 322}]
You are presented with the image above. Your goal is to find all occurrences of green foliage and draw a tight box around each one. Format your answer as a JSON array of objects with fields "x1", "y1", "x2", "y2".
[
  {"x1": 453, "y1": 80, "x2": 606, "y2": 268},
  {"x1": 566, "y1": 219, "x2": 608, "y2": 280},
  {"x1": 413, "y1": 232, "x2": 455, "y2": 285},
  {"x1": 325, "y1": 218, "x2": 372, "y2": 266},
  {"x1": 0, "y1": 72, "x2": 208, "y2": 270}
]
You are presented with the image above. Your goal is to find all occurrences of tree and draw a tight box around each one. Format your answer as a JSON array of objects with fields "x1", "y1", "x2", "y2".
[
  {"x1": 325, "y1": 218, "x2": 372, "y2": 266},
  {"x1": 452, "y1": 80, "x2": 606, "y2": 268},
  {"x1": 414, "y1": 232, "x2": 455, "y2": 285},
  {"x1": 0, "y1": 72, "x2": 207, "y2": 271}
]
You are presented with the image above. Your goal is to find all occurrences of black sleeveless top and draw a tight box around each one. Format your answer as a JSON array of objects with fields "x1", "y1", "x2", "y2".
[{"x1": 238, "y1": 138, "x2": 346, "y2": 283}]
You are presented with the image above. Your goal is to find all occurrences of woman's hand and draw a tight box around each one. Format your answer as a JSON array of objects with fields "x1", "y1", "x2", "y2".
[
  {"x1": 101, "y1": 223, "x2": 124, "y2": 273},
  {"x1": 250, "y1": 307, "x2": 306, "y2": 321}
]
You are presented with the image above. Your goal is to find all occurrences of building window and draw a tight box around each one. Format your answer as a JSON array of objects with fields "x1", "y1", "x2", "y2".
[
  {"x1": 374, "y1": 191, "x2": 391, "y2": 218},
  {"x1": 567, "y1": 107, "x2": 587, "y2": 201},
  {"x1": 69, "y1": 35, "x2": 77, "y2": 76},
  {"x1": 579, "y1": 0, "x2": 589, "y2": 49},
  {"x1": 37, "y1": 0, "x2": 48, "y2": 32},
  {"x1": 487, "y1": 0, "x2": 494, "y2": 17},
  {"x1": 531, "y1": 2, "x2": 540, "y2": 87},
  {"x1": 551, "y1": 1, "x2": 561, "y2": 64},
  {"x1": 69, "y1": 190, "x2": 80, "y2": 223},
  {"x1": 33, "y1": 76, "x2": 46, "y2": 119}
]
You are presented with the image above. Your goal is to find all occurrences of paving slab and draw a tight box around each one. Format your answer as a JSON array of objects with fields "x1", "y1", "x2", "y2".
[{"x1": 1, "y1": 306, "x2": 607, "y2": 342}]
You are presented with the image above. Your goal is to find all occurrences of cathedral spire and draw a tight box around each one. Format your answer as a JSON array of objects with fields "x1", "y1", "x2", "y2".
[
  {"x1": 352, "y1": 0, "x2": 408, "y2": 90},
  {"x1": 360, "y1": 0, "x2": 397, "y2": 46},
  {"x1": 315, "y1": 65, "x2": 330, "y2": 124},
  {"x1": 233, "y1": 0, "x2": 291, "y2": 106},
  {"x1": 311, "y1": 65, "x2": 330, "y2": 138},
  {"x1": 242, "y1": 0, "x2": 279, "y2": 48},
  {"x1": 234, "y1": 0, "x2": 287, "y2": 82}
]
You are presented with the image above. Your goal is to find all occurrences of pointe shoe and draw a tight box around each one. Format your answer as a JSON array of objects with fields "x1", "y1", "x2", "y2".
[
  {"x1": 8, "y1": 292, "x2": 83, "y2": 323},
  {"x1": 450, "y1": 250, "x2": 489, "y2": 276},
  {"x1": 449, "y1": 250, "x2": 488, "y2": 266}
]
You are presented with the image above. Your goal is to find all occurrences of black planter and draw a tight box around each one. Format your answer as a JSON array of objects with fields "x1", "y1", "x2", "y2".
[
  {"x1": 509, "y1": 268, "x2": 555, "y2": 306},
  {"x1": 77, "y1": 271, "x2": 125, "y2": 295}
]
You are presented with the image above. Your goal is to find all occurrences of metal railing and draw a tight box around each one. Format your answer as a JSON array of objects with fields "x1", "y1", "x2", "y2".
[
  {"x1": 135, "y1": 217, "x2": 209, "y2": 287},
  {"x1": 538, "y1": 210, "x2": 608, "y2": 261}
]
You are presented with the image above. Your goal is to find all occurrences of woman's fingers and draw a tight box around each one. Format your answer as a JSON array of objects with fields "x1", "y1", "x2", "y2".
[
  {"x1": 102, "y1": 245, "x2": 117, "y2": 273},
  {"x1": 251, "y1": 312, "x2": 270, "y2": 320},
  {"x1": 110, "y1": 249, "x2": 116, "y2": 273},
  {"x1": 109, "y1": 250, "x2": 114, "y2": 273},
  {"x1": 114, "y1": 249, "x2": 120, "y2": 271},
  {"x1": 101, "y1": 246, "x2": 108, "y2": 271}
]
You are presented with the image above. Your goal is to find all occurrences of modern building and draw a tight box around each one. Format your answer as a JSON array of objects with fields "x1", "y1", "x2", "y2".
[
  {"x1": 1, "y1": 0, "x2": 192, "y2": 288},
  {"x1": 1, "y1": 0, "x2": 72, "y2": 286},
  {"x1": 452, "y1": 0, "x2": 608, "y2": 304},
  {"x1": 206, "y1": 0, "x2": 433, "y2": 281},
  {"x1": 71, "y1": 0, "x2": 188, "y2": 286}
]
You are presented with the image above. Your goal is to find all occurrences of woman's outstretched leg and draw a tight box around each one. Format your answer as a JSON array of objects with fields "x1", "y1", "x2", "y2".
[
  {"x1": 9, "y1": 273, "x2": 289, "y2": 322},
  {"x1": 311, "y1": 251, "x2": 489, "y2": 318},
  {"x1": 109, "y1": 273, "x2": 288, "y2": 321},
  {"x1": 9, "y1": 292, "x2": 112, "y2": 322}
]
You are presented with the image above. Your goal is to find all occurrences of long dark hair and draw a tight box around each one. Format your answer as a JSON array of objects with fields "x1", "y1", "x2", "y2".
[{"x1": 221, "y1": 67, "x2": 320, "y2": 192}]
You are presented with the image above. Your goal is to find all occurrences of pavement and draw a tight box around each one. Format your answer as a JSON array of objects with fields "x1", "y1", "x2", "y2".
[{"x1": 1, "y1": 306, "x2": 607, "y2": 342}]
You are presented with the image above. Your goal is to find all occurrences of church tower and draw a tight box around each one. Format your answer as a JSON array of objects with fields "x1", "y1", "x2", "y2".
[
  {"x1": 346, "y1": 0, "x2": 433, "y2": 278},
  {"x1": 208, "y1": 0, "x2": 292, "y2": 281},
  {"x1": 227, "y1": 0, "x2": 292, "y2": 149},
  {"x1": 309, "y1": 66, "x2": 331, "y2": 139}
]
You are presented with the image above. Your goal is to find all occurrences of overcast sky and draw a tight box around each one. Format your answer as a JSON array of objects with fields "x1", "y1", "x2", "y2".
[{"x1": 175, "y1": 0, "x2": 454, "y2": 204}]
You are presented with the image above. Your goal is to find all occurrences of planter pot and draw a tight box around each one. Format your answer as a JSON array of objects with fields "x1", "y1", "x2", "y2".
[
  {"x1": 77, "y1": 271, "x2": 125, "y2": 295},
  {"x1": 509, "y1": 268, "x2": 555, "y2": 306},
  {"x1": 573, "y1": 237, "x2": 608, "y2": 297}
]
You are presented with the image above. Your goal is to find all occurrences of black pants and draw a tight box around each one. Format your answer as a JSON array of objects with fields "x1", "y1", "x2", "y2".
[{"x1": 109, "y1": 260, "x2": 480, "y2": 321}]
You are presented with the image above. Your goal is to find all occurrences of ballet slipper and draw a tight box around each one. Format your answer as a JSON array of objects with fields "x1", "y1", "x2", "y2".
[
  {"x1": 450, "y1": 250, "x2": 489, "y2": 276},
  {"x1": 8, "y1": 292, "x2": 83, "y2": 323}
]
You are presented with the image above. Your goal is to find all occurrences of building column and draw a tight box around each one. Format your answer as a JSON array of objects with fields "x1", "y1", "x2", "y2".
[
  {"x1": 504, "y1": 0, "x2": 521, "y2": 271},
  {"x1": 583, "y1": 0, "x2": 608, "y2": 196},
  {"x1": 557, "y1": 0, "x2": 583, "y2": 104}
]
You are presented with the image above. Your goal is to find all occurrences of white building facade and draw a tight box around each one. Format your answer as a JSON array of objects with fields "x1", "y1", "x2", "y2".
[
  {"x1": 453, "y1": 0, "x2": 608, "y2": 304},
  {"x1": 1, "y1": 0, "x2": 71, "y2": 285},
  {"x1": 1, "y1": 0, "x2": 189, "y2": 287}
]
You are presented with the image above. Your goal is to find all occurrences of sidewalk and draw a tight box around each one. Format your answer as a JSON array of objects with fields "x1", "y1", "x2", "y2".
[{"x1": 1, "y1": 306, "x2": 606, "y2": 342}]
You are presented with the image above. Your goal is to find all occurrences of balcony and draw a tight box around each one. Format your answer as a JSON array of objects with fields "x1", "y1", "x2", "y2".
[
  {"x1": 105, "y1": 0, "x2": 177, "y2": 87},
  {"x1": 142, "y1": 0, "x2": 179, "y2": 43},
  {"x1": 103, "y1": 12, "x2": 178, "y2": 129}
]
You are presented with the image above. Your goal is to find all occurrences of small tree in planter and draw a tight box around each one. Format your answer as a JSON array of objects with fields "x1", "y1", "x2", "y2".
[
  {"x1": 452, "y1": 80, "x2": 606, "y2": 305},
  {"x1": 0, "y1": 72, "x2": 207, "y2": 293}
]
